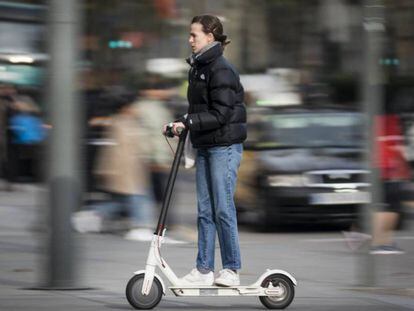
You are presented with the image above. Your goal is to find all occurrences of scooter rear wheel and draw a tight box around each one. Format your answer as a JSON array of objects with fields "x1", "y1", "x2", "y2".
[
  {"x1": 259, "y1": 274, "x2": 295, "y2": 309},
  {"x1": 126, "y1": 273, "x2": 163, "y2": 309}
]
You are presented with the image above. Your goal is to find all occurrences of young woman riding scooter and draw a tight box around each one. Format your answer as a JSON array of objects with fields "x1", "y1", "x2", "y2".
[
  {"x1": 126, "y1": 15, "x2": 296, "y2": 310},
  {"x1": 165, "y1": 14, "x2": 246, "y2": 287}
]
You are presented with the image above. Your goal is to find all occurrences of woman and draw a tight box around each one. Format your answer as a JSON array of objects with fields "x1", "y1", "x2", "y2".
[{"x1": 165, "y1": 15, "x2": 246, "y2": 286}]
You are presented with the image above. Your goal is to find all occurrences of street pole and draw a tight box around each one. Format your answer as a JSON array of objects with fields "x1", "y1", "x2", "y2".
[
  {"x1": 43, "y1": 0, "x2": 82, "y2": 288},
  {"x1": 359, "y1": 0, "x2": 386, "y2": 286}
]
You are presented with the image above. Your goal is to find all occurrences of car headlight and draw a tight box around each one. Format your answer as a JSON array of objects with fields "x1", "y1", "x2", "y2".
[{"x1": 266, "y1": 175, "x2": 305, "y2": 187}]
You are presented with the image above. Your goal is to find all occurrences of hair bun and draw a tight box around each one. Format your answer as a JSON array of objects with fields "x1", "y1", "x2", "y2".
[{"x1": 218, "y1": 34, "x2": 230, "y2": 46}]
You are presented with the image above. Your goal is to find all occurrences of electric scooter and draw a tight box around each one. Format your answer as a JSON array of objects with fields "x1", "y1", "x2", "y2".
[{"x1": 126, "y1": 126, "x2": 297, "y2": 309}]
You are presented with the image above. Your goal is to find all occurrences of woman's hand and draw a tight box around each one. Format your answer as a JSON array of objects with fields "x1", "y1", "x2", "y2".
[
  {"x1": 172, "y1": 122, "x2": 186, "y2": 136},
  {"x1": 162, "y1": 122, "x2": 186, "y2": 137}
]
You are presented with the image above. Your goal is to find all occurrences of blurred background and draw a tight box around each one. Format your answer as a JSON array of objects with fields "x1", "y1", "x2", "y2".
[{"x1": 0, "y1": 0, "x2": 413, "y2": 310}]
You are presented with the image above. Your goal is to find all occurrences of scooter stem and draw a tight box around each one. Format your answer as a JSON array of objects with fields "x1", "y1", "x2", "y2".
[{"x1": 155, "y1": 128, "x2": 188, "y2": 236}]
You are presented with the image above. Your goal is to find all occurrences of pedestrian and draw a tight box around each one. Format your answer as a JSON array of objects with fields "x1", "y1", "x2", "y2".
[
  {"x1": 73, "y1": 91, "x2": 155, "y2": 241},
  {"x1": 0, "y1": 85, "x2": 17, "y2": 189},
  {"x1": 342, "y1": 110, "x2": 412, "y2": 254},
  {"x1": 7, "y1": 95, "x2": 46, "y2": 184},
  {"x1": 370, "y1": 112, "x2": 412, "y2": 254},
  {"x1": 164, "y1": 14, "x2": 247, "y2": 286},
  {"x1": 131, "y1": 79, "x2": 176, "y2": 214}
]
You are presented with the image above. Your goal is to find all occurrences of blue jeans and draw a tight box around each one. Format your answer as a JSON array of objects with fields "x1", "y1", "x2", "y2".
[{"x1": 196, "y1": 143, "x2": 243, "y2": 271}]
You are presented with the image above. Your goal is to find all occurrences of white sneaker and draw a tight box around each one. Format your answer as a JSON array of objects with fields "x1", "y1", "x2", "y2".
[
  {"x1": 124, "y1": 228, "x2": 154, "y2": 241},
  {"x1": 180, "y1": 268, "x2": 214, "y2": 286},
  {"x1": 71, "y1": 210, "x2": 103, "y2": 233},
  {"x1": 215, "y1": 269, "x2": 240, "y2": 287}
]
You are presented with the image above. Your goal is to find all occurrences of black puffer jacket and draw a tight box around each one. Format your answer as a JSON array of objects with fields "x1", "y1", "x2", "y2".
[{"x1": 183, "y1": 42, "x2": 246, "y2": 148}]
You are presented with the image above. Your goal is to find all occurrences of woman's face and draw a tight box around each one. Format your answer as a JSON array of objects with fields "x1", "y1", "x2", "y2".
[{"x1": 189, "y1": 23, "x2": 214, "y2": 54}]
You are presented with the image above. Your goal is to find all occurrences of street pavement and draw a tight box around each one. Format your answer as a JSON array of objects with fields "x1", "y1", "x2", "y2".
[{"x1": 0, "y1": 177, "x2": 413, "y2": 311}]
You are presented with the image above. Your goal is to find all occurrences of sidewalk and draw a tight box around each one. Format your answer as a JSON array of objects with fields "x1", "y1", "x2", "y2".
[{"x1": 0, "y1": 184, "x2": 413, "y2": 310}]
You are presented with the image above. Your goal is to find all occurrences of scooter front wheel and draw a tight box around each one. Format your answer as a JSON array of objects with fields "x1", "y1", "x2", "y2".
[
  {"x1": 126, "y1": 273, "x2": 163, "y2": 309},
  {"x1": 259, "y1": 274, "x2": 295, "y2": 309}
]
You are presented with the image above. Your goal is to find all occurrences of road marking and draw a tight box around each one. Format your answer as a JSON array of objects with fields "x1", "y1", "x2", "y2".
[{"x1": 302, "y1": 236, "x2": 414, "y2": 243}]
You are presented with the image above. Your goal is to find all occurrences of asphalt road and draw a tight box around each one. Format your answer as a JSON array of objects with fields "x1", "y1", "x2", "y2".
[{"x1": 0, "y1": 180, "x2": 413, "y2": 310}]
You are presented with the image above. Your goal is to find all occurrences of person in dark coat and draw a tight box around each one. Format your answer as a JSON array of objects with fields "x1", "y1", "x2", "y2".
[{"x1": 164, "y1": 14, "x2": 247, "y2": 287}]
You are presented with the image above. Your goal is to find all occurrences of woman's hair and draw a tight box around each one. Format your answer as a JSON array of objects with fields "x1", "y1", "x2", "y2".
[{"x1": 191, "y1": 15, "x2": 230, "y2": 47}]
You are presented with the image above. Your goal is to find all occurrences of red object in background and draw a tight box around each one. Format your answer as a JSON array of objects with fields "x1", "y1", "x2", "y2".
[
  {"x1": 121, "y1": 32, "x2": 144, "y2": 48},
  {"x1": 375, "y1": 114, "x2": 411, "y2": 180},
  {"x1": 154, "y1": 0, "x2": 177, "y2": 18}
]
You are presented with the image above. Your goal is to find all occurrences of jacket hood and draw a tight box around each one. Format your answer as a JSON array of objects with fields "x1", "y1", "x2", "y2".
[{"x1": 186, "y1": 41, "x2": 223, "y2": 67}]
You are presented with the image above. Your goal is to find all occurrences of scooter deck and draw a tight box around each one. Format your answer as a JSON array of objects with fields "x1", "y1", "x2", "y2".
[
  {"x1": 169, "y1": 285, "x2": 283, "y2": 297},
  {"x1": 169, "y1": 285, "x2": 259, "y2": 289}
]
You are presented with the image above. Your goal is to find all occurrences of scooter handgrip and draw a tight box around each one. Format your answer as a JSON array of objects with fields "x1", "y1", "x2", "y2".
[{"x1": 164, "y1": 124, "x2": 175, "y2": 138}]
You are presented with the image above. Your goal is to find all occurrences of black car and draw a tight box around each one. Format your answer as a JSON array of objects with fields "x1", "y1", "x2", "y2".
[{"x1": 235, "y1": 105, "x2": 370, "y2": 228}]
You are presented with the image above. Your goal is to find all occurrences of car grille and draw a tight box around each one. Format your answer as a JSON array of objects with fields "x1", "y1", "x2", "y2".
[{"x1": 304, "y1": 170, "x2": 369, "y2": 188}]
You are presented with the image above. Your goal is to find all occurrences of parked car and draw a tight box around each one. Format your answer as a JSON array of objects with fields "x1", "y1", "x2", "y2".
[{"x1": 235, "y1": 105, "x2": 370, "y2": 228}]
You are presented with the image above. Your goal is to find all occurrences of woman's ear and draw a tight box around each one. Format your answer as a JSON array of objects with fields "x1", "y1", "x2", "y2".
[{"x1": 207, "y1": 32, "x2": 215, "y2": 43}]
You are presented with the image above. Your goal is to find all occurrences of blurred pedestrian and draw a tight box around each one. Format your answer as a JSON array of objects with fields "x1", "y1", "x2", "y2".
[
  {"x1": 164, "y1": 15, "x2": 247, "y2": 286},
  {"x1": 370, "y1": 113, "x2": 412, "y2": 254},
  {"x1": 7, "y1": 95, "x2": 46, "y2": 184},
  {"x1": 342, "y1": 111, "x2": 412, "y2": 254},
  {"x1": 131, "y1": 79, "x2": 176, "y2": 215},
  {"x1": 0, "y1": 86, "x2": 10, "y2": 186},
  {"x1": 73, "y1": 91, "x2": 155, "y2": 241}
]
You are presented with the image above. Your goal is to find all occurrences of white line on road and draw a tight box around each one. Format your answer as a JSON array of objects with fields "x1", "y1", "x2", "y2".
[{"x1": 302, "y1": 236, "x2": 414, "y2": 243}]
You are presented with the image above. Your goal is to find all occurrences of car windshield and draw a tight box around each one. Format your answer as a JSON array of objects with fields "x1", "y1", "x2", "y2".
[{"x1": 248, "y1": 112, "x2": 364, "y2": 149}]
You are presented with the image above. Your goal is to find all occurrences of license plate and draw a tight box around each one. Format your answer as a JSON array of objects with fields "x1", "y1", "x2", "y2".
[{"x1": 310, "y1": 192, "x2": 371, "y2": 205}]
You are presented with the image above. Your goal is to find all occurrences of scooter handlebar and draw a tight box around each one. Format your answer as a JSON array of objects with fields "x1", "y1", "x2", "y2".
[{"x1": 164, "y1": 124, "x2": 185, "y2": 138}]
